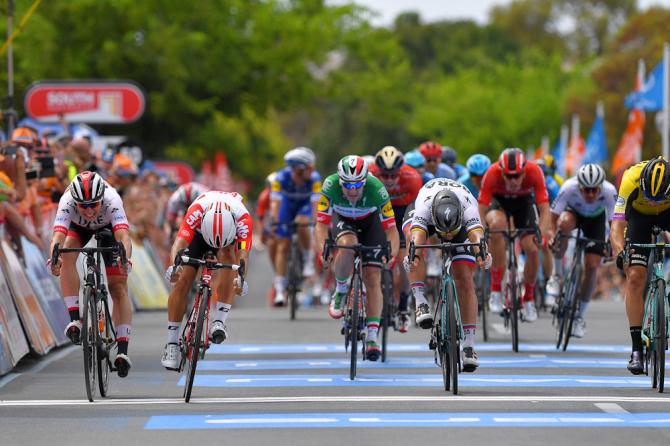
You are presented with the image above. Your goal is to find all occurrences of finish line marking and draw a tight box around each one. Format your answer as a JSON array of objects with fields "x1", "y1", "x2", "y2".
[{"x1": 2, "y1": 395, "x2": 670, "y2": 407}]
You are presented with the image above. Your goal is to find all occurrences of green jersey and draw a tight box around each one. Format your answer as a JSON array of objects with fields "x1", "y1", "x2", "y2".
[{"x1": 316, "y1": 173, "x2": 396, "y2": 230}]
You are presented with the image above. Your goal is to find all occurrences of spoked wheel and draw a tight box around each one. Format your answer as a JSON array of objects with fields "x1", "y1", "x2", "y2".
[
  {"x1": 447, "y1": 281, "x2": 459, "y2": 395},
  {"x1": 82, "y1": 289, "x2": 98, "y2": 402},
  {"x1": 655, "y1": 279, "x2": 666, "y2": 392},
  {"x1": 380, "y1": 268, "x2": 393, "y2": 363},
  {"x1": 436, "y1": 301, "x2": 449, "y2": 391},
  {"x1": 506, "y1": 276, "x2": 519, "y2": 353},
  {"x1": 563, "y1": 266, "x2": 582, "y2": 352},
  {"x1": 288, "y1": 246, "x2": 302, "y2": 321},
  {"x1": 288, "y1": 284, "x2": 298, "y2": 321},
  {"x1": 349, "y1": 279, "x2": 361, "y2": 380},
  {"x1": 478, "y1": 270, "x2": 490, "y2": 342},
  {"x1": 97, "y1": 299, "x2": 111, "y2": 397},
  {"x1": 184, "y1": 289, "x2": 208, "y2": 402}
]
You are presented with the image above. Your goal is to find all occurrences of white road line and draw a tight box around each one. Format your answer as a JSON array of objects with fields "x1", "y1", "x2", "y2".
[
  {"x1": 1, "y1": 395, "x2": 670, "y2": 407},
  {"x1": 0, "y1": 345, "x2": 77, "y2": 389},
  {"x1": 595, "y1": 403, "x2": 630, "y2": 414}
]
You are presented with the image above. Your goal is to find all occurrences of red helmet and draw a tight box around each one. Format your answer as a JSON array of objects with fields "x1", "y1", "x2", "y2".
[
  {"x1": 499, "y1": 148, "x2": 526, "y2": 175},
  {"x1": 419, "y1": 141, "x2": 442, "y2": 159}
]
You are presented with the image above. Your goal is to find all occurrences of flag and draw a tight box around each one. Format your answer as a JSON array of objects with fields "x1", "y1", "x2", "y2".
[
  {"x1": 552, "y1": 138, "x2": 566, "y2": 177},
  {"x1": 625, "y1": 61, "x2": 664, "y2": 111},
  {"x1": 611, "y1": 108, "x2": 645, "y2": 175},
  {"x1": 582, "y1": 109, "x2": 608, "y2": 165},
  {"x1": 564, "y1": 135, "x2": 585, "y2": 177}
]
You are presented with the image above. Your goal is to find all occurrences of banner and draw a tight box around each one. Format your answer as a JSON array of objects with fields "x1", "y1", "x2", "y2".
[
  {"x1": 127, "y1": 240, "x2": 169, "y2": 310},
  {"x1": 0, "y1": 240, "x2": 57, "y2": 355},
  {"x1": 582, "y1": 107, "x2": 608, "y2": 165},
  {"x1": 0, "y1": 260, "x2": 29, "y2": 374},
  {"x1": 611, "y1": 109, "x2": 645, "y2": 175},
  {"x1": 21, "y1": 237, "x2": 69, "y2": 346}
]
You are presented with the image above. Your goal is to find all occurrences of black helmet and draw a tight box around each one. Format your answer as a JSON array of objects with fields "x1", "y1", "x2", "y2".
[
  {"x1": 641, "y1": 157, "x2": 670, "y2": 202},
  {"x1": 431, "y1": 189, "x2": 463, "y2": 235}
]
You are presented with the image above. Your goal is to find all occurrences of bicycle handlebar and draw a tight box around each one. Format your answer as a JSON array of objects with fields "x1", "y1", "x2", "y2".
[
  {"x1": 408, "y1": 239, "x2": 488, "y2": 265},
  {"x1": 52, "y1": 242, "x2": 127, "y2": 269},
  {"x1": 321, "y1": 239, "x2": 392, "y2": 267}
]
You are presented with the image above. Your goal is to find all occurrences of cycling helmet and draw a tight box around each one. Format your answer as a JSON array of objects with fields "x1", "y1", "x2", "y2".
[
  {"x1": 70, "y1": 171, "x2": 105, "y2": 203},
  {"x1": 375, "y1": 146, "x2": 404, "y2": 172},
  {"x1": 419, "y1": 141, "x2": 442, "y2": 159},
  {"x1": 284, "y1": 146, "x2": 316, "y2": 167},
  {"x1": 543, "y1": 154, "x2": 557, "y2": 171},
  {"x1": 431, "y1": 189, "x2": 463, "y2": 234},
  {"x1": 641, "y1": 157, "x2": 670, "y2": 202},
  {"x1": 178, "y1": 182, "x2": 208, "y2": 206},
  {"x1": 577, "y1": 164, "x2": 605, "y2": 188},
  {"x1": 362, "y1": 155, "x2": 376, "y2": 167},
  {"x1": 466, "y1": 154, "x2": 491, "y2": 176},
  {"x1": 499, "y1": 148, "x2": 526, "y2": 175},
  {"x1": 337, "y1": 155, "x2": 368, "y2": 183},
  {"x1": 441, "y1": 146, "x2": 457, "y2": 166},
  {"x1": 405, "y1": 150, "x2": 425, "y2": 168},
  {"x1": 200, "y1": 201, "x2": 237, "y2": 248}
]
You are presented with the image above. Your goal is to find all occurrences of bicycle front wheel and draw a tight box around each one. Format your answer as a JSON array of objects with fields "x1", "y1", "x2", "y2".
[
  {"x1": 349, "y1": 277, "x2": 361, "y2": 380},
  {"x1": 478, "y1": 269, "x2": 490, "y2": 342},
  {"x1": 184, "y1": 287, "x2": 209, "y2": 402},
  {"x1": 563, "y1": 264, "x2": 582, "y2": 352},
  {"x1": 380, "y1": 268, "x2": 393, "y2": 363},
  {"x1": 447, "y1": 280, "x2": 459, "y2": 395},
  {"x1": 97, "y1": 298, "x2": 112, "y2": 397},
  {"x1": 288, "y1": 244, "x2": 301, "y2": 321},
  {"x1": 506, "y1": 271, "x2": 519, "y2": 353},
  {"x1": 655, "y1": 279, "x2": 666, "y2": 392},
  {"x1": 435, "y1": 298, "x2": 449, "y2": 392},
  {"x1": 82, "y1": 288, "x2": 98, "y2": 402}
]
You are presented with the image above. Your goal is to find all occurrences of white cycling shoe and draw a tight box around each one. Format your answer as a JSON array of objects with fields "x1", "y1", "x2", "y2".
[{"x1": 161, "y1": 343, "x2": 181, "y2": 370}]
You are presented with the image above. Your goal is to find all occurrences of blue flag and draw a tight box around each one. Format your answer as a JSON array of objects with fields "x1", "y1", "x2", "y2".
[
  {"x1": 582, "y1": 113, "x2": 608, "y2": 165},
  {"x1": 552, "y1": 138, "x2": 566, "y2": 178},
  {"x1": 625, "y1": 61, "x2": 664, "y2": 111}
]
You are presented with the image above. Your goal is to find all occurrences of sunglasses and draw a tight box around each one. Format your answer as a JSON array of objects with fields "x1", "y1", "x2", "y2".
[
  {"x1": 77, "y1": 201, "x2": 101, "y2": 209},
  {"x1": 580, "y1": 186, "x2": 600, "y2": 195},
  {"x1": 425, "y1": 157, "x2": 440, "y2": 162},
  {"x1": 380, "y1": 173, "x2": 399, "y2": 181},
  {"x1": 503, "y1": 173, "x2": 523, "y2": 180},
  {"x1": 341, "y1": 180, "x2": 365, "y2": 190}
]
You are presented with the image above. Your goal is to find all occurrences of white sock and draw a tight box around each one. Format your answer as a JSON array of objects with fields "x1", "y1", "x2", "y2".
[
  {"x1": 411, "y1": 282, "x2": 428, "y2": 306},
  {"x1": 214, "y1": 303, "x2": 232, "y2": 324},
  {"x1": 335, "y1": 276, "x2": 350, "y2": 293},
  {"x1": 274, "y1": 276, "x2": 286, "y2": 293},
  {"x1": 167, "y1": 321, "x2": 181, "y2": 344}
]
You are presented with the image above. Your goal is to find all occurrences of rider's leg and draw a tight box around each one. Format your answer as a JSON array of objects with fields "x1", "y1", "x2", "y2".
[
  {"x1": 107, "y1": 275, "x2": 132, "y2": 353},
  {"x1": 577, "y1": 252, "x2": 601, "y2": 318},
  {"x1": 452, "y1": 262, "x2": 477, "y2": 346},
  {"x1": 332, "y1": 232, "x2": 357, "y2": 288},
  {"x1": 520, "y1": 234, "x2": 539, "y2": 303},
  {"x1": 362, "y1": 266, "x2": 383, "y2": 340},
  {"x1": 166, "y1": 266, "x2": 198, "y2": 342},
  {"x1": 554, "y1": 212, "x2": 578, "y2": 274},
  {"x1": 625, "y1": 265, "x2": 647, "y2": 352},
  {"x1": 485, "y1": 209, "x2": 507, "y2": 293},
  {"x1": 296, "y1": 213, "x2": 315, "y2": 277},
  {"x1": 60, "y1": 234, "x2": 83, "y2": 322}
]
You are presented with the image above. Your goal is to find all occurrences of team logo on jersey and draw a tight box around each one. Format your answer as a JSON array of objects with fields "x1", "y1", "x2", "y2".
[
  {"x1": 236, "y1": 221, "x2": 250, "y2": 239},
  {"x1": 317, "y1": 195, "x2": 330, "y2": 213},
  {"x1": 379, "y1": 188, "x2": 389, "y2": 201},
  {"x1": 381, "y1": 201, "x2": 394, "y2": 218},
  {"x1": 186, "y1": 209, "x2": 204, "y2": 229},
  {"x1": 615, "y1": 196, "x2": 625, "y2": 206}
]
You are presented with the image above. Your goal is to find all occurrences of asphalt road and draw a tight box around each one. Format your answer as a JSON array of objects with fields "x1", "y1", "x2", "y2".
[{"x1": 1, "y1": 250, "x2": 669, "y2": 445}]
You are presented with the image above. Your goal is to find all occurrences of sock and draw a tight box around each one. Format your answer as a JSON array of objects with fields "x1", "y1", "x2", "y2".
[
  {"x1": 577, "y1": 300, "x2": 589, "y2": 319},
  {"x1": 167, "y1": 321, "x2": 181, "y2": 344},
  {"x1": 399, "y1": 291, "x2": 409, "y2": 312},
  {"x1": 491, "y1": 267, "x2": 503, "y2": 292},
  {"x1": 630, "y1": 326, "x2": 643, "y2": 352},
  {"x1": 116, "y1": 324, "x2": 131, "y2": 355},
  {"x1": 274, "y1": 276, "x2": 286, "y2": 293},
  {"x1": 551, "y1": 257, "x2": 563, "y2": 276},
  {"x1": 463, "y1": 324, "x2": 476, "y2": 348},
  {"x1": 335, "y1": 276, "x2": 350, "y2": 294},
  {"x1": 366, "y1": 317, "x2": 380, "y2": 343},
  {"x1": 64, "y1": 295, "x2": 79, "y2": 321},
  {"x1": 215, "y1": 303, "x2": 232, "y2": 324},
  {"x1": 523, "y1": 282, "x2": 535, "y2": 303},
  {"x1": 411, "y1": 282, "x2": 427, "y2": 306}
]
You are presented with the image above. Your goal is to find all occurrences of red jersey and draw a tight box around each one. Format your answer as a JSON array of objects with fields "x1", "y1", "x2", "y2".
[
  {"x1": 369, "y1": 164, "x2": 422, "y2": 207},
  {"x1": 255, "y1": 187, "x2": 270, "y2": 219},
  {"x1": 478, "y1": 161, "x2": 549, "y2": 206}
]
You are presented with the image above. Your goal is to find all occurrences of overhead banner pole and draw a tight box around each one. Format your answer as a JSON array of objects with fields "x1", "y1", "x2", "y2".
[{"x1": 663, "y1": 42, "x2": 669, "y2": 160}]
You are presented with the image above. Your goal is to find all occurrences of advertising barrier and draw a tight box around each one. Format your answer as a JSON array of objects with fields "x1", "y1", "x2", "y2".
[
  {"x1": 0, "y1": 240, "x2": 57, "y2": 355},
  {"x1": 128, "y1": 240, "x2": 169, "y2": 310},
  {"x1": 0, "y1": 262, "x2": 29, "y2": 374},
  {"x1": 22, "y1": 237, "x2": 69, "y2": 346}
]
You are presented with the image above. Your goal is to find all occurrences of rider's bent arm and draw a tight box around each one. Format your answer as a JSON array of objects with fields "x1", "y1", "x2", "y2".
[
  {"x1": 49, "y1": 230, "x2": 66, "y2": 257},
  {"x1": 538, "y1": 202, "x2": 553, "y2": 236},
  {"x1": 113, "y1": 228, "x2": 133, "y2": 260},
  {"x1": 169, "y1": 236, "x2": 189, "y2": 264},
  {"x1": 314, "y1": 222, "x2": 329, "y2": 256},
  {"x1": 385, "y1": 226, "x2": 400, "y2": 260},
  {"x1": 477, "y1": 204, "x2": 489, "y2": 227},
  {"x1": 610, "y1": 220, "x2": 627, "y2": 257}
]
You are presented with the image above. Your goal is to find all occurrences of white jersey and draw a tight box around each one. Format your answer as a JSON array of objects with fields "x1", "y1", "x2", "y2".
[
  {"x1": 53, "y1": 184, "x2": 129, "y2": 233},
  {"x1": 551, "y1": 177, "x2": 617, "y2": 220},
  {"x1": 165, "y1": 182, "x2": 209, "y2": 221},
  {"x1": 410, "y1": 178, "x2": 483, "y2": 233}
]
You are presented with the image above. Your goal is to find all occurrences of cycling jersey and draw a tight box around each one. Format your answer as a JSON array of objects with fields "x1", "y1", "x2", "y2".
[
  {"x1": 368, "y1": 164, "x2": 422, "y2": 207},
  {"x1": 422, "y1": 171, "x2": 435, "y2": 184},
  {"x1": 433, "y1": 163, "x2": 457, "y2": 180},
  {"x1": 165, "y1": 182, "x2": 209, "y2": 222},
  {"x1": 545, "y1": 175, "x2": 560, "y2": 204},
  {"x1": 177, "y1": 191, "x2": 253, "y2": 251},
  {"x1": 255, "y1": 187, "x2": 271, "y2": 219},
  {"x1": 458, "y1": 173, "x2": 479, "y2": 197},
  {"x1": 452, "y1": 164, "x2": 468, "y2": 178},
  {"x1": 270, "y1": 167, "x2": 321, "y2": 203},
  {"x1": 409, "y1": 178, "x2": 483, "y2": 236},
  {"x1": 317, "y1": 173, "x2": 395, "y2": 231},
  {"x1": 53, "y1": 184, "x2": 129, "y2": 234},
  {"x1": 613, "y1": 160, "x2": 670, "y2": 220},
  {"x1": 552, "y1": 177, "x2": 617, "y2": 220},
  {"x1": 478, "y1": 161, "x2": 549, "y2": 207}
]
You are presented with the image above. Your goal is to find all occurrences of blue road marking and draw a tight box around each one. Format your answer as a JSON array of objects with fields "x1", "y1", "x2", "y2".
[
  {"x1": 177, "y1": 374, "x2": 648, "y2": 388},
  {"x1": 145, "y1": 412, "x2": 670, "y2": 429},
  {"x1": 197, "y1": 356, "x2": 642, "y2": 371},
  {"x1": 207, "y1": 343, "x2": 630, "y2": 355}
]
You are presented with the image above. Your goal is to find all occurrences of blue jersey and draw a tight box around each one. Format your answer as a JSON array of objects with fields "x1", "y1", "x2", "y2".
[
  {"x1": 453, "y1": 164, "x2": 468, "y2": 179},
  {"x1": 270, "y1": 167, "x2": 322, "y2": 203},
  {"x1": 545, "y1": 175, "x2": 560, "y2": 204},
  {"x1": 421, "y1": 171, "x2": 435, "y2": 185},
  {"x1": 458, "y1": 173, "x2": 479, "y2": 198},
  {"x1": 434, "y1": 163, "x2": 457, "y2": 180}
]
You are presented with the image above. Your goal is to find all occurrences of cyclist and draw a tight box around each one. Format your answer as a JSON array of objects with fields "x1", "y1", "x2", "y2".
[
  {"x1": 48, "y1": 171, "x2": 134, "y2": 377},
  {"x1": 545, "y1": 164, "x2": 616, "y2": 337},
  {"x1": 161, "y1": 190, "x2": 253, "y2": 370},
  {"x1": 536, "y1": 158, "x2": 561, "y2": 203},
  {"x1": 610, "y1": 156, "x2": 670, "y2": 374},
  {"x1": 535, "y1": 157, "x2": 561, "y2": 301},
  {"x1": 369, "y1": 146, "x2": 422, "y2": 332},
  {"x1": 314, "y1": 155, "x2": 400, "y2": 361},
  {"x1": 268, "y1": 147, "x2": 321, "y2": 306},
  {"x1": 459, "y1": 154, "x2": 491, "y2": 197},
  {"x1": 442, "y1": 146, "x2": 468, "y2": 178},
  {"x1": 256, "y1": 172, "x2": 278, "y2": 302},
  {"x1": 405, "y1": 150, "x2": 435, "y2": 185},
  {"x1": 419, "y1": 141, "x2": 456, "y2": 180},
  {"x1": 543, "y1": 154, "x2": 565, "y2": 187},
  {"x1": 403, "y1": 178, "x2": 490, "y2": 371},
  {"x1": 164, "y1": 182, "x2": 210, "y2": 237},
  {"x1": 478, "y1": 148, "x2": 552, "y2": 322}
]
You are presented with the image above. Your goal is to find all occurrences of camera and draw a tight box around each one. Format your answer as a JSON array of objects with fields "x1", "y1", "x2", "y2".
[
  {"x1": 24, "y1": 156, "x2": 56, "y2": 180},
  {"x1": 2, "y1": 145, "x2": 18, "y2": 156}
]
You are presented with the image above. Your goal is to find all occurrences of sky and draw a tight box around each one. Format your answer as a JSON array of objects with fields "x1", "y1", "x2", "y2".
[{"x1": 328, "y1": 0, "x2": 670, "y2": 26}]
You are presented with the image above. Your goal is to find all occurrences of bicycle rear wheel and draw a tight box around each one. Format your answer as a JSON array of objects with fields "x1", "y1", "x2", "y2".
[
  {"x1": 447, "y1": 280, "x2": 459, "y2": 395},
  {"x1": 97, "y1": 297, "x2": 112, "y2": 397},
  {"x1": 349, "y1": 276, "x2": 361, "y2": 380},
  {"x1": 655, "y1": 279, "x2": 666, "y2": 392},
  {"x1": 82, "y1": 288, "x2": 97, "y2": 402},
  {"x1": 380, "y1": 268, "x2": 393, "y2": 363},
  {"x1": 436, "y1": 298, "x2": 449, "y2": 392},
  {"x1": 478, "y1": 269, "x2": 490, "y2": 342},
  {"x1": 563, "y1": 265, "x2": 582, "y2": 352},
  {"x1": 505, "y1": 270, "x2": 519, "y2": 353},
  {"x1": 288, "y1": 244, "x2": 301, "y2": 320},
  {"x1": 184, "y1": 288, "x2": 209, "y2": 402}
]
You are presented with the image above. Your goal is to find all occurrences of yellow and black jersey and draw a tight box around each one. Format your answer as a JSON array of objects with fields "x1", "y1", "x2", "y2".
[{"x1": 613, "y1": 160, "x2": 670, "y2": 220}]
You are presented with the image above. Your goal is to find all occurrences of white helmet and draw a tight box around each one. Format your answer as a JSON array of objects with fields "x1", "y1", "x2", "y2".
[
  {"x1": 337, "y1": 155, "x2": 369, "y2": 183},
  {"x1": 284, "y1": 146, "x2": 316, "y2": 167},
  {"x1": 178, "y1": 182, "x2": 209, "y2": 206},
  {"x1": 200, "y1": 201, "x2": 237, "y2": 248},
  {"x1": 577, "y1": 164, "x2": 605, "y2": 188}
]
